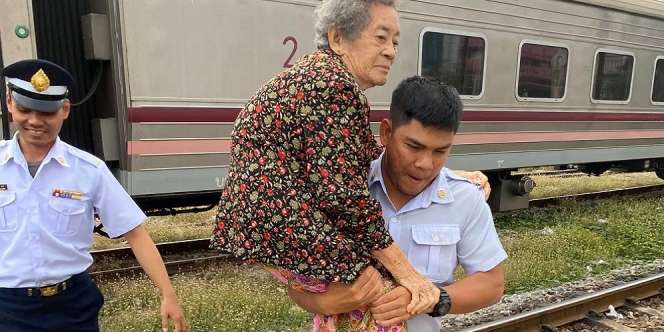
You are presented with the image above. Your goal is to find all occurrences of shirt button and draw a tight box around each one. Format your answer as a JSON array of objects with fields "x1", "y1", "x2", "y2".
[
  {"x1": 432, "y1": 235, "x2": 440, "y2": 241},
  {"x1": 391, "y1": 217, "x2": 399, "y2": 223}
]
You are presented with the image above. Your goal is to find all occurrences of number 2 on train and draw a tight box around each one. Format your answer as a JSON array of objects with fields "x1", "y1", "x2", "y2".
[{"x1": 283, "y1": 36, "x2": 298, "y2": 68}]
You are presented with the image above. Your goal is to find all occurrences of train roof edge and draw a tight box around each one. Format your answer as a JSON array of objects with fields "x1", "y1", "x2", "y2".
[{"x1": 569, "y1": 0, "x2": 664, "y2": 20}]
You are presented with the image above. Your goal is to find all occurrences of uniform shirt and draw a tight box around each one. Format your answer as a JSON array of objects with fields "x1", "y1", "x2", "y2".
[
  {"x1": 0, "y1": 134, "x2": 145, "y2": 287},
  {"x1": 369, "y1": 156, "x2": 507, "y2": 330}
]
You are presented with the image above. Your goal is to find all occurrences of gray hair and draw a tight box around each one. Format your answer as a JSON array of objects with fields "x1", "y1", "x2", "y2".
[{"x1": 314, "y1": 0, "x2": 398, "y2": 49}]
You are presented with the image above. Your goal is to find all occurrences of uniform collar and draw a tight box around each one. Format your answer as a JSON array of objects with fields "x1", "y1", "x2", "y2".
[
  {"x1": 0, "y1": 132, "x2": 21, "y2": 166},
  {"x1": 44, "y1": 137, "x2": 70, "y2": 167},
  {"x1": 0, "y1": 133, "x2": 69, "y2": 168},
  {"x1": 368, "y1": 153, "x2": 454, "y2": 211}
]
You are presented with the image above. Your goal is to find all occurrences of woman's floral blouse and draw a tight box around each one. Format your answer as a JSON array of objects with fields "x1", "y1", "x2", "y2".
[{"x1": 210, "y1": 49, "x2": 394, "y2": 282}]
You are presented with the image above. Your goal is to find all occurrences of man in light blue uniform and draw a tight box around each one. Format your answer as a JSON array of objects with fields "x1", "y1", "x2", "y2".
[
  {"x1": 0, "y1": 59, "x2": 186, "y2": 332},
  {"x1": 288, "y1": 76, "x2": 506, "y2": 331}
]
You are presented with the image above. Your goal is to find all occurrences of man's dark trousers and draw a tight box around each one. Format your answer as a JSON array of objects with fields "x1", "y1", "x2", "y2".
[{"x1": 0, "y1": 273, "x2": 104, "y2": 332}]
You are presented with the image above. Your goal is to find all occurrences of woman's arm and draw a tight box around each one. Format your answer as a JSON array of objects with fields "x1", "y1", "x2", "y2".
[
  {"x1": 372, "y1": 243, "x2": 439, "y2": 315},
  {"x1": 288, "y1": 266, "x2": 384, "y2": 315}
]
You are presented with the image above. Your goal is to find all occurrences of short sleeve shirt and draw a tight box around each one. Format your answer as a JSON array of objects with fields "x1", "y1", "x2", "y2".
[
  {"x1": 0, "y1": 134, "x2": 146, "y2": 287},
  {"x1": 368, "y1": 156, "x2": 507, "y2": 284}
]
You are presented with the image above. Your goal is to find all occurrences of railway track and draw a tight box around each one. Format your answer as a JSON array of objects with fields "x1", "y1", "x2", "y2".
[
  {"x1": 460, "y1": 273, "x2": 664, "y2": 331},
  {"x1": 515, "y1": 169, "x2": 586, "y2": 179},
  {"x1": 90, "y1": 184, "x2": 664, "y2": 281},
  {"x1": 90, "y1": 238, "x2": 223, "y2": 281},
  {"x1": 529, "y1": 184, "x2": 664, "y2": 209}
]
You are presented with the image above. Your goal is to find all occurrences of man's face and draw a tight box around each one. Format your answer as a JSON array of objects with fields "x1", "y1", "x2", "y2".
[
  {"x1": 6, "y1": 92, "x2": 69, "y2": 151},
  {"x1": 380, "y1": 118, "x2": 454, "y2": 203}
]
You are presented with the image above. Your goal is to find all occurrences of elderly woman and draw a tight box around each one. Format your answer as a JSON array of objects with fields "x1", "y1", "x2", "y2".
[{"x1": 211, "y1": 0, "x2": 445, "y2": 330}]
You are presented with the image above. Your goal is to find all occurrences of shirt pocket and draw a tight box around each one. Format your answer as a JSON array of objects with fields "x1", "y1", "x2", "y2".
[
  {"x1": 0, "y1": 192, "x2": 17, "y2": 232},
  {"x1": 409, "y1": 224, "x2": 460, "y2": 278},
  {"x1": 47, "y1": 198, "x2": 88, "y2": 237}
]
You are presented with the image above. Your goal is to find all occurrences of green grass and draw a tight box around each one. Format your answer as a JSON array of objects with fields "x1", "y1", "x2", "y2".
[
  {"x1": 96, "y1": 173, "x2": 664, "y2": 331},
  {"x1": 92, "y1": 209, "x2": 216, "y2": 250},
  {"x1": 91, "y1": 172, "x2": 663, "y2": 250},
  {"x1": 497, "y1": 193, "x2": 664, "y2": 293},
  {"x1": 99, "y1": 264, "x2": 311, "y2": 332}
]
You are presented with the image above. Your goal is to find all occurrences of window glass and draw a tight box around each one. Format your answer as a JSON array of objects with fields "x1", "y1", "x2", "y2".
[
  {"x1": 517, "y1": 43, "x2": 568, "y2": 99},
  {"x1": 421, "y1": 31, "x2": 485, "y2": 96},
  {"x1": 653, "y1": 58, "x2": 664, "y2": 103},
  {"x1": 592, "y1": 52, "x2": 634, "y2": 101}
]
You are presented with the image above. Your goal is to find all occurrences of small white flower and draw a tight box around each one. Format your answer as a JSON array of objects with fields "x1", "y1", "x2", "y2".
[
  {"x1": 540, "y1": 227, "x2": 554, "y2": 235},
  {"x1": 606, "y1": 305, "x2": 623, "y2": 319}
]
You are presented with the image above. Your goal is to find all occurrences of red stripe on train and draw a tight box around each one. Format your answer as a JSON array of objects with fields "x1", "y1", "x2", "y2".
[
  {"x1": 127, "y1": 130, "x2": 664, "y2": 155},
  {"x1": 128, "y1": 106, "x2": 664, "y2": 123}
]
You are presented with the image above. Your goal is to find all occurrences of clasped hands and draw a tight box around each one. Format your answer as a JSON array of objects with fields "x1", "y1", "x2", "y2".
[{"x1": 323, "y1": 266, "x2": 436, "y2": 326}]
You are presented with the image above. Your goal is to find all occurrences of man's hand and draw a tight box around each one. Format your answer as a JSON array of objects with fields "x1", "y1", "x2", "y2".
[
  {"x1": 160, "y1": 293, "x2": 186, "y2": 332},
  {"x1": 454, "y1": 170, "x2": 491, "y2": 200},
  {"x1": 288, "y1": 266, "x2": 384, "y2": 315},
  {"x1": 370, "y1": 286, "x2": 417, "y2": 326}
]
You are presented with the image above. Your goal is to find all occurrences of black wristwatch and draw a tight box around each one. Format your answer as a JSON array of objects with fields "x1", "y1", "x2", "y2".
[{"x1": 428, "y1": 287, "x2": 452, "y2": 317}]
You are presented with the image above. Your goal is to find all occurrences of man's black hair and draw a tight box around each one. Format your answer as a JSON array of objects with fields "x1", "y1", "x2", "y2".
[{"x1": 389, "y1": 76, "x2": 463, "y2": 132}]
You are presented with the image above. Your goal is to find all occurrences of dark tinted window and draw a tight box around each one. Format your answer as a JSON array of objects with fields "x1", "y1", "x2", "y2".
[
  {"x1": 592, "y1": 52, "x2": 634, "y2": 101},
  {"x1": 653, "y1": 58, "x2": 664, "y2": 103},
  {"x1": 421, "y1": 31, "x2": 485, "y2": 96},
  {"x1": 517, "y1": 43, "x2": 568, "y2": 99}
]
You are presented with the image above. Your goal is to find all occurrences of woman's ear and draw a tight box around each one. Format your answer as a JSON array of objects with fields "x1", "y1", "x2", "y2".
[{"x1": 327, "y1": 25, "x2": 344, "y2": 55}]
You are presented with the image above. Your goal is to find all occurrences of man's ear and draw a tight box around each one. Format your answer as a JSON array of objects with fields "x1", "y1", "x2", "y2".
[
  {"x1": 61, "y1": 99, "x2": 71, "y2": 120},
  {"x1": 379, "y1": 118, "x2": 393, "y2": 146},
  {"x1": 5, "y1": 88, "x2": 14, "y2": 121},
  {"x1": 327, "y1": 25, "x2": 344, "y2": 55}
]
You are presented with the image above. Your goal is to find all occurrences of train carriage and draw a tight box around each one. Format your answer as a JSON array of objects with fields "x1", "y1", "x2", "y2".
[{"x1": 1, "y1": 0, "x2": 664, "y2": 212}]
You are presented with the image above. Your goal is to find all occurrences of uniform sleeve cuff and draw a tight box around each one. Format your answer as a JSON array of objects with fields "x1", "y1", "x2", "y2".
[{"x1": 462, "y1": 250, "x2": 508, "y2": 275}]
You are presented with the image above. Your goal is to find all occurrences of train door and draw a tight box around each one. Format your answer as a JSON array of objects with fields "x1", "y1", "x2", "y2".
[
  {"x1": 30, "y1": 0, "x2": 103, "y2": 153},
  {"x1": 0, "y1": 0, "x2": 37, "y2": 140},
  {"x1": 1, "y1": 40, "x2": 7, "y2": 141}
]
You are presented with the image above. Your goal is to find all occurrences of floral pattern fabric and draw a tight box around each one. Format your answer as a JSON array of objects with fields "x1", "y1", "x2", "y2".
[{"x1": 210, "y1": 49, "x2": 393, "y2": 283}]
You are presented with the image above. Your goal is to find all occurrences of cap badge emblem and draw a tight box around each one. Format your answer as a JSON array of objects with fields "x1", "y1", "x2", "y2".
[{"x1": 31, "y1": 69, "x2": 50, "y2": 92}]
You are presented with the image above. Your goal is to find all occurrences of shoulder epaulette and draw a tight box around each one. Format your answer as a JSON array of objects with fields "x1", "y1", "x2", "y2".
[
  {"x1": 444, "y1": 168, "x2": 474, "y2": 184},
  {"x1": 67, "y1": 146, "x2": 104, "y2": 168}
]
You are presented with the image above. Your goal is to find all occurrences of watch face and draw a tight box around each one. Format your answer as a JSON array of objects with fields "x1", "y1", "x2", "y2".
[
  {"x1": 437, "y1": 289, "x2": 452, "y2": 316},
  {"x1": 438, "y1": 300, "x2": 451, "y2": 316}
]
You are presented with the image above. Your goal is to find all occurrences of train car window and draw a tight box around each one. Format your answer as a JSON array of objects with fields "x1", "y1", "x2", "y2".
[
  {"x1": 516, "y1": 42, "x2": 569, "y2": 101},
  {"x1": 591, "y1": 50, "x2": 635, "y2": 103},
  {"x1": 652, "y1": 57, "x2": 664, "y2": 104},
  {"x1": 420, "y1": 30, "x2": 486, "y2": 99}
]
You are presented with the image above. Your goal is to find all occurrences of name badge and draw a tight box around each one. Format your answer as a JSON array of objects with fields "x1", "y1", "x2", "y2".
[{"x1": 52, "y1": 188, "x2": 83, "y2": 200}]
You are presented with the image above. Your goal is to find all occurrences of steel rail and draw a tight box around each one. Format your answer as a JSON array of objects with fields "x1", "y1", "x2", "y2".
[
  {"x1": 89, "y1": 184, "x2": 664, "y2": 282},
  {"x1": 514, "y1": 169, "x2": 582, "y2": 177},
  {"x1": 91, "y1": 238, "x2": 211, "y2": 261},
  {"x1": 461, "y1": 273, "x2": 664, "y2": 331},
  {"x1": 91, "y1": 255, "x2": 231, "y2": 281},
  {"x1": 530, "y1": 184, "x2": 664, "y2": 208}
]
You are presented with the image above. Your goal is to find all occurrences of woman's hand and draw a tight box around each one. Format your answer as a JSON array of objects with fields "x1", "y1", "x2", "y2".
[
  {"x1": 372, "y1": 243, "x2": 439, "y2": 315},
  {"x1": 393, "y1": 270, "x2": 440, "y2": 315},
  {"x1": 287, "y1": 266, "x2": 384, "y2": 315},
  {"x1": 454, "y1": 170, "x2": 491, "y2": 200}
]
